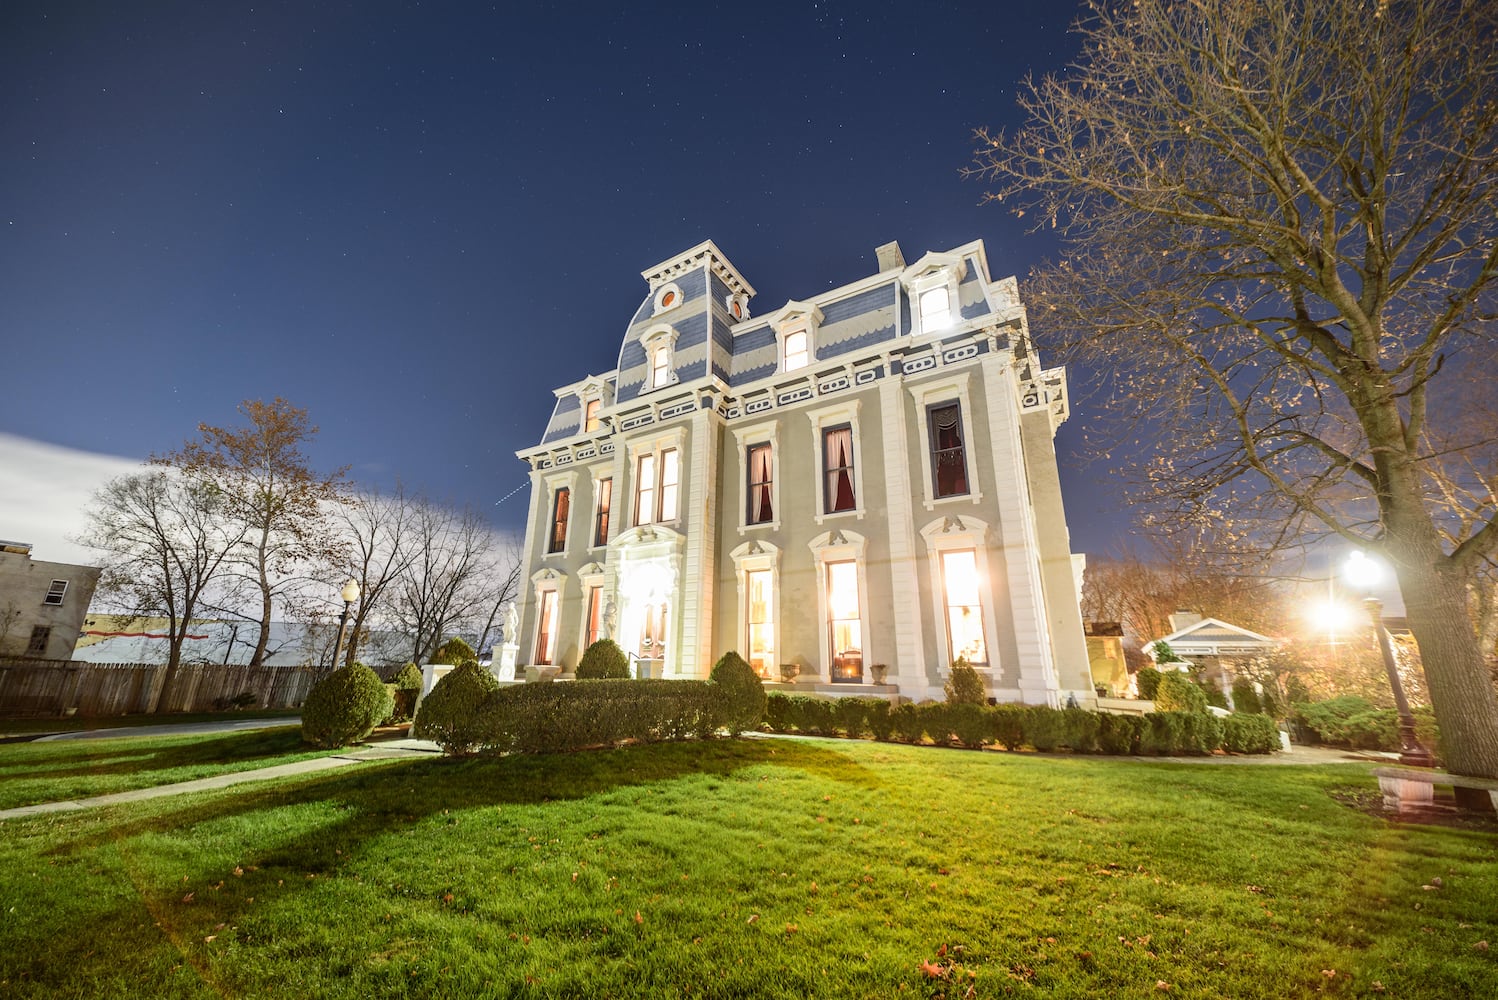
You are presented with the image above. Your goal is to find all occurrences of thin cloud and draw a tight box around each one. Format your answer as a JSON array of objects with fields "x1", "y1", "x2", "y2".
[{"x1": 0, "y1": 433, "x2": 143, "y2": 566}]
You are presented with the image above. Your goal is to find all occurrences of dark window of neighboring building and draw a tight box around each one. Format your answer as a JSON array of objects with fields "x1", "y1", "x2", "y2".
[
  {"x1": 823, "y1": 425, "x2": 856, "y2": 513},
  {"x1": 928, "y1": 403, "x2": 969, "y2": 498},
  {"x1": 26, "y1": 626, "x2": 50, "y2": 657},
  {"x1": 594, "y1": 478, "x2": 612, "y2": 546},
  {"x1": 746, "y1": 443, "x2": 774, "y2": 524},
  {"x1": 549, "y1": 487, "x2": 570, "y2": 553},
  {"x1": 43, "y1": 580, "x2": 68, "y2": 605}
]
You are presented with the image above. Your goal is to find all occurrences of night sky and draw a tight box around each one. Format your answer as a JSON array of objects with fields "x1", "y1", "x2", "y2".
[{"x1": 1, "y1": 1, "x2": 1131, "y2": 557}]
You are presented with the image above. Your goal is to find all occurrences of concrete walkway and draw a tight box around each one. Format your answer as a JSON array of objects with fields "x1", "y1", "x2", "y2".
[
  {"x1": 34, "y1": 717, "x2": 305, "y2": 742},
  {"x1": 0, "y1": 738, "x2": 442, "y2": 821}
]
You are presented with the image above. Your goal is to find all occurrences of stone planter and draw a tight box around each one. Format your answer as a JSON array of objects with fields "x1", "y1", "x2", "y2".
[{"x1": 869, "y1": 663, "x2": 888, "y2": 685}]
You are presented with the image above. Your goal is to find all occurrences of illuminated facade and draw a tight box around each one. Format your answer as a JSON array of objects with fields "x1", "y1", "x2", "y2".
[{"x1": 513, "y1": 239, "x2": 1093, "y2": 704}]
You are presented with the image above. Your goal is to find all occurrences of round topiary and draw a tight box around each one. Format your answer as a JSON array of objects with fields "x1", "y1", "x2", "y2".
[
  {"x1": 301, "y1": 663, "x2": 395, "y2": 748},
  {"x1": 710, "y1": 650, "x2": 766, "y2": 736},
  {"x1": 392, "y1": 662, "x2": 423, "y2": 690},
  {"x1": 576, "y1": 638, "x2": 630, "y2": 680},
  {"x1": 413, "y1": 660, "x2": 501, "y2": 756},
  {"x1": 943, "y1": 657, "x2": 987, "y2": 705},
  {"x1": 1154, "y1": 670, "x2": 1210, "y2": 714},
  {"x1": 431, "y1": 636, "x2": 476, "y2": 666}
]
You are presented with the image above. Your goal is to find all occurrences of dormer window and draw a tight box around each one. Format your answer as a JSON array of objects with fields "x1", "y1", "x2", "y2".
[
  {"x1": 919, "y1": 287, "x2": 952, "y2": 330},
  {"x1": 640, "y1": 324, "x2": 679, "y2": 392},
  {"x1": 783, "y1": 330, "x2": 809, "y2": 371},
  {"x1": 770, "y1": 300, "x2": 824, "y2": 375},
  {"x1": 584, "y1": 398, "x2": 602, "y2": 433},
  {"x1": 901, "y1": 252, "x2": 966, "y2": 338}
]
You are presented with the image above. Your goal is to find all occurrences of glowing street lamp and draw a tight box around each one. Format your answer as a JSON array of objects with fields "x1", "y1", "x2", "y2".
[
  {"x1": 1343, "y1": 551, "x2": 1434, "y2": 767},
  {"x1": 331, "y1": 579, "x2": 361, "y2": 673}
]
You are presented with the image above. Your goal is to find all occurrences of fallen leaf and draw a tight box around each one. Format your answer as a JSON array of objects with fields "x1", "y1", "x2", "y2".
[
  {"x1": 920, "y1": 960, "x2": 948, "y2": 979},
  {"x1": 1155, "y1": 982, "x2": 1171, "y2": 992},
  {"x1": 181, "y1": 892, "x2": 195, "y2": 904},
  {"x1": 1475, "y1": 941, "x2": 1490, "y2": 951},
  {"x1": 747, "y1": 914, "x2": 759, "y2": 924},
  {"x1": 633, "y1": 911, "x2": 643, "y2": 925}
]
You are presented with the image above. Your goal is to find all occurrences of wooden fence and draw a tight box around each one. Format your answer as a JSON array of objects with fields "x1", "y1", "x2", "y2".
[{"x1": 0, "y1": 658, "x2": 318, "y2": 718}]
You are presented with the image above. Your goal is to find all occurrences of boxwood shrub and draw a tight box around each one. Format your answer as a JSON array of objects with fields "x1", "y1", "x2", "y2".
[
  {"x1": 576, "y1": 638, "x2": 630, "y2": 680},
  {"x1": 988, "y1": 704, "x2": 1028, "y2": 750},
  {"x1": 485, "y1": 679, "x2": 718, "y2": 753},
  {"x1": 413, "y1": 661, "x2": 502, "y2": 756},
  {"x1": 301, "y1": 663, "x2": 394, "y2": 748},
  {"x1": 890, "y1": 702, "x2": 923, "y2": 743},
  {"x1": 1222, "y1": 713, "x2": 1279, "y2": 753},
  {"x1": 710, "y1": 650, "x2": 766, "y2": 736}
]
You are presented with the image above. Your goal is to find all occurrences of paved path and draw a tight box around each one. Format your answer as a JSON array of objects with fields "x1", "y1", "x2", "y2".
[
  {"x1": 0, "y1": 739, "x2": 441, "y2": 821},
  {"x1": 33, "y1": 717, "x2": 304, "y2": 742}
]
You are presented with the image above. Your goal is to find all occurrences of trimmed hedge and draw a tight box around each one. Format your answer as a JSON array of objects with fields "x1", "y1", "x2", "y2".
[
  {"x1": 760, "y1": 692, "x2": 1279, "y2": 757},
  {"x1": 577, "y1": 638, "x2": 630, "y2": 680},
  {"x1": 484, "y1": 680, "x2": 718, "y2": 753},
  {"x1": 301, "y1": 663, "x2": 394, "y2": 748},
  {"x1": 1293, "y1": 696, "x2": 1440, "y2": 760}
]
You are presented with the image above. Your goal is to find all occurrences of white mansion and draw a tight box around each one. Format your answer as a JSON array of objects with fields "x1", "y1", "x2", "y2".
[{"x1": 511, "y1": 239, "x2": 1092, "y2": 705}]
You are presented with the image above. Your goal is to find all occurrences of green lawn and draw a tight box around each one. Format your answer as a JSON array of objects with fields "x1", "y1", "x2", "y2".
[
  {"x1": 1, "y1": 737, "x2": 1494, "y2": 999},
  {"x1": 0, "y1": 726, "x2": 338, "y2": 810}
]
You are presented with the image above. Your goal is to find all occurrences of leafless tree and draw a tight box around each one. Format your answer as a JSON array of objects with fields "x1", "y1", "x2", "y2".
[
  {"x1": 970, "y1": 0, "x2": 1498, "y2": 777},
  {"x1": 76, "y1": 469, "x2": 247, "y2": 705},
  {"x1": 332, "y1": 483, "x2": 418, "y2": 668},
  {"x1": 388, "y1": 500, "x2": 502, "y2": 664}
]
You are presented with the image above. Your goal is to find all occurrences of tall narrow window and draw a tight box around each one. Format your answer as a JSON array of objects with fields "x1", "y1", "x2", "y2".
[
  {"x1": 651, "y1": 344, "x2": 671, "y2": 388},
  {"x1": 746, "y1": 443, "x2": 774, "y2": 524},
  {"x1": 585, "y1": 586, "x2": 603, "y2": 648},
  {"x1": 549, "y1": 487, "x2": 570, "y2": 553},
  {"x1": 928, "y1": 403, "x2": 969, "y2": 497},
  {"x1": 635, "y1": 454, "x2": 657, "y2": 526},
  {"x1": 658, "y1": 448, "x2": 680, "y2": 521},
  {"x1": 26, "y1": 626, "x2": 50, "y2": 656},
  {"x1": 746, "y1": 568, "x2": 775, "y2": 678},
  {"x1": 783, "y1": 330, "x2": 809, "y2": 371},
  {"x1": 640, "y1": 602, "x2": 668, "y2": 658},
  {"x1": 535, "y1": 590, "x2": 559, "y2": 665},
  {"x1": 43, "y1": 580, "x2": 68, "y2": 605},
  {"x1": 941, "y1": 550, "x2": 988, "y2": 665},
  {"x1": 919, "y1": 287, "x2": 951, "y2": 330},
  {"x1": 823, "y1": 426, "x2": 856, "y2": 514},
  {"x1": 826, "y1": 560, "x2": 862, "y2": 682},
  {"x1": 594, "y1": 478, "x2": 612, "y2": 546},
  {"x1": 584, "y1": 399, "x2": 602, "y2": 433}
]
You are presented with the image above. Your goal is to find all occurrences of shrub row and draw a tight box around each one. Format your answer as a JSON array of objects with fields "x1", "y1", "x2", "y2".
[
  {"x1": 763, "y1": 693, "x2": 1280, "y2": 755},
  {"x1": 412, "y1": 662, "x2": 733, "y2": 756}
]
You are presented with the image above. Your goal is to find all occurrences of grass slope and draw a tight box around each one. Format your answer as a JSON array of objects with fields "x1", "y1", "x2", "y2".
[
  {"x1": 1, "y1": 738, "x2": 1494, "y2": 999},
  {"x1": 0, "y1": 726, "x2": 336, "y2": 810}
]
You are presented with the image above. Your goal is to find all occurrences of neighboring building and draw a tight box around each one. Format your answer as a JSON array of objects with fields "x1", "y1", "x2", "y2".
[
  {"x1": 510, "y1": 238, "x2": 1092, "y2": 705},
  {"x1": 76, "y1": 615, "x2": 413, "y2": 669},
  {"x1": 1144, "y1": 611, "x2": 1278, "y2": 701},
  {"x1": 0, "y1": 540, "x2": 102, "y2": 660}
]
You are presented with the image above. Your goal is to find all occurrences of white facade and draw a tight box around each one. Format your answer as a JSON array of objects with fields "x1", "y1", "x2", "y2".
[{"x1": 513, "y1": 239, "x2": 1092, "y2": 705}]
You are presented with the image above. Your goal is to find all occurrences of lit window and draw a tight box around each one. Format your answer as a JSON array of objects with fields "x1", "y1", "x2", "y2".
[
  {"x1": 535, "y1": 590, "x2": 558, "y2": 665},
  {"x1": 548, "y1": 487, "x2": 570, "y2": 553},
  {"x1": 651, "y1": 344, "x2": 672, "y2": 388},
  {"x1": 26, "y1": 626, "x2": 50, "y2": 657},
  {"x1": 783, "y1": 330, "x2": 809, "y2": 371},
  {"x1": 584, "y1": 399, "x2": 602, "y2": 433},
  {"x1": 826, "y1": 560, "x2": 862, "y2": 683},
  {"x1": 635, "y1": 453, "x2": 656, "y2": 526},
  {"x1": 661, "y1": 290, "x2": 676, "y2": 309},
  {"x1": 585, "y1": 586, "x2": 603, "y2": 648},
  {"x1": 746, "y1": 568, "x2": 775, "y2": 678},
  {"x1": 746, "y1": 443, "x2": 773, "y2": 524},
  {"x1": 941, "y1": 550, "x2": 988, "y2": 664},
  {"x1": 822, "y1": 426, "x2": 856, "y2": 514},
  {"x1": 919, "y1": 287, "x2": 951, "y2": 330},
  {"x1": 928, "y1": 403, "x2": 969, "y2": 498},
  {"x1": 594, "y1": 478, "x2": 612, "y2": 546},
  {"x1": 659, "y1": 448, "x2": 679, "y2": 521},
  {"x1": 43, "y1": 580, "x2": 68, "y2": 605}
]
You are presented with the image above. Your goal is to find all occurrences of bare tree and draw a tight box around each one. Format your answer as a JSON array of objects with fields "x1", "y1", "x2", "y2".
[
  {"x1": 77, "y1": 469, "x2": 246, "y2": 707},
  {"x1": 163, "y1": 398, "x2": 348, "y2": 666},
  {"x1": 388, "y1": 500, "x2": 500, "y2": 664},
  {"x1": 471, "y1": 535, "x2": 524, "y2": 658},
  {"x1": 332, "y1": 483, "x2": 418, "y2": 668},
  {"x1": 970, "y1": 0, "x2": 1498, "y2": 777}
]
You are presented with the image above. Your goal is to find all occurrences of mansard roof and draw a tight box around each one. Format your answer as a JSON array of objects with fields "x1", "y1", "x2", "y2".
[{"x1": 528, "y1": 238, "x2": 1019, "y2": 452}]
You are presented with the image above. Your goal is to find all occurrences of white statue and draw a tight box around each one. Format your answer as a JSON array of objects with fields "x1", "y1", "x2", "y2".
[{"x1": 502, "y1": 601, "x2": 519, "y2": 644}]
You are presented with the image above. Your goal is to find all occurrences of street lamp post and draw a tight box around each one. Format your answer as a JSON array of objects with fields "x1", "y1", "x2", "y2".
[
  {"x1": 1344, "y1": 552, "x2": 1435, "y2": 768},
  {"x1": 331, "y1": 579, "x2": 361, "y2": 674}
]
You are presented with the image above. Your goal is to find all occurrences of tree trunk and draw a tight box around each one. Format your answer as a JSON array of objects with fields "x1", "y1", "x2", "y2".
[
  {"x1": 249, "y1": 527, "x2": 273, "y2": 666},
  {"x1": 1389, "y1": 539, "x2": 1498, "y2": 780}
]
